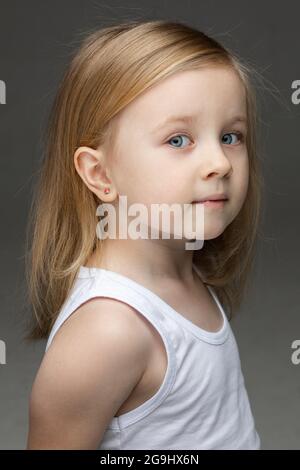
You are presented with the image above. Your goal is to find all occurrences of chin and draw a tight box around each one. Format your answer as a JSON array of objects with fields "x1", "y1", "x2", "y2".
[
  {"x1": 202, "y1": 223, "x2": 227, "y2": 240},
  {"x1": 183, "y1": 225, "x2": 225, "y2": 242}
]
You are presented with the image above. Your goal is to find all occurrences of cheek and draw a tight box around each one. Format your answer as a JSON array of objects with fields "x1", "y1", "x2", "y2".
[
  {"x1": 111, "y1": 138, "x2": 188, "y2": 205},
  {"x1": 111, "y1": 148, "x2": 163, "y2": 204}
]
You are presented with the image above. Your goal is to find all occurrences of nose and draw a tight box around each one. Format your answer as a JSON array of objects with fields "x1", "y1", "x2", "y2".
[{"x1": 198, "y1": 140, "x2": 233, "y2": 179}]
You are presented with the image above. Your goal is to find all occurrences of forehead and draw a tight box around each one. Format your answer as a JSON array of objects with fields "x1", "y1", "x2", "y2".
[{"x1": 116, "y1": 66, "x2": 247, "y2": 131}]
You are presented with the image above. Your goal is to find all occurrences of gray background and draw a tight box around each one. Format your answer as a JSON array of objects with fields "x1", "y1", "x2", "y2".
[{"x1": 0, "y1": 0, "x2": 299, "y2": 450}]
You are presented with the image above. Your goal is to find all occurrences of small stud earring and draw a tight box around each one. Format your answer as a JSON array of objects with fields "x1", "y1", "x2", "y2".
[{"x1": 104, "y1": 187, "x2": 110, "y2": 194}]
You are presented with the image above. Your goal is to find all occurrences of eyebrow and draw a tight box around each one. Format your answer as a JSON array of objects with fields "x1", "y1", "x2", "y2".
[{"x1": 151, "y1": 114, "x2": 248, "y2": 134}]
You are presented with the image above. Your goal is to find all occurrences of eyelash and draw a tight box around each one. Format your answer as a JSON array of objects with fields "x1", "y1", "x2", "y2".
[{"x1": 166, "y1": 131, "x2": 245, "y2": 149}]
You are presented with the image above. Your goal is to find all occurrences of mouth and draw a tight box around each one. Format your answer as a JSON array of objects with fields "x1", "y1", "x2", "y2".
[{"x1": 192, "y1": 199, "x2": 228, "y2": 208}]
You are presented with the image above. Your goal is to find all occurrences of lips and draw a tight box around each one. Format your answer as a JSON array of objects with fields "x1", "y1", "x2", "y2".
[
  {"x1": 192, "y1": 192, "x2": 228, "y2": 203},
  {"x1": 193, "y1": 199, "x2": 227, "y2": 202},
  {"x1": 192, "y1": 198, "x2": 228, "y2": 203}
]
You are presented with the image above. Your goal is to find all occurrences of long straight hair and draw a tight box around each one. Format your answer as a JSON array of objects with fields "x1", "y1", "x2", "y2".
[{"x1": 24, "y1": 19, "x2": 264, "y2": 339}]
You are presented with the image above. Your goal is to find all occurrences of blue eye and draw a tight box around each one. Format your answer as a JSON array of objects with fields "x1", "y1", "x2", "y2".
[
  {"x1": 167, "y1": 134, "x2": 191, "y2": 149},
  {"x1": 222, "y1": 132, "x2": 243, "y2": 145},
  {"x1": 167, "y1": 131, "x2": 244, "y2": 150}
]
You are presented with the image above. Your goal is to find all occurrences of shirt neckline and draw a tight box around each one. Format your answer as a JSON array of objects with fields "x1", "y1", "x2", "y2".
[{"x1": 77, "y1": 264, "x2": 229, "y2": 344}]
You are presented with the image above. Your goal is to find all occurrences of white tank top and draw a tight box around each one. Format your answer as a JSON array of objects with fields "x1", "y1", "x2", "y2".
[{"x1": 45, "y1": 264, "x2": 261, "y2": 450}]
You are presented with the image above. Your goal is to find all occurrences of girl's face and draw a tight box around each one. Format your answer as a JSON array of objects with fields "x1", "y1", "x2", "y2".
[{"x1": 105, "y1": 66, "x2": 249, "y2": 241}]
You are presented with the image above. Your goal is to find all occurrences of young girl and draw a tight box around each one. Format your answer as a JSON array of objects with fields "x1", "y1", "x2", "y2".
[{"x1": 25, "y1": 19, "x2": 263, "y2": 450}]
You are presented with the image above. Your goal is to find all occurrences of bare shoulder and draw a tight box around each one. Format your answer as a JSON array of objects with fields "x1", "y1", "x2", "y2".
[{"x1": 27, "y1": 297, "x2": 153, "y2": 449}]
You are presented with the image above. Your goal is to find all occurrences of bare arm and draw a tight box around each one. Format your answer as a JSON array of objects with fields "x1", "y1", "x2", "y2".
[{"x1": 26, "y1": 298, "x2": 150, "y2": 449}]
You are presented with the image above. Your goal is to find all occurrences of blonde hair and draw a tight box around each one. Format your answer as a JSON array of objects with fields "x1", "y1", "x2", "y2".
[{"x1": 24, "y1": 19, "x2": 265, "y2": 340}]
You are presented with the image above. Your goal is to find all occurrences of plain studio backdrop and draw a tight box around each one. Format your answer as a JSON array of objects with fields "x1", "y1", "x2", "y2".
[{"x1": 0, "y1": 0, "x2": 299, "y2": 450}]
